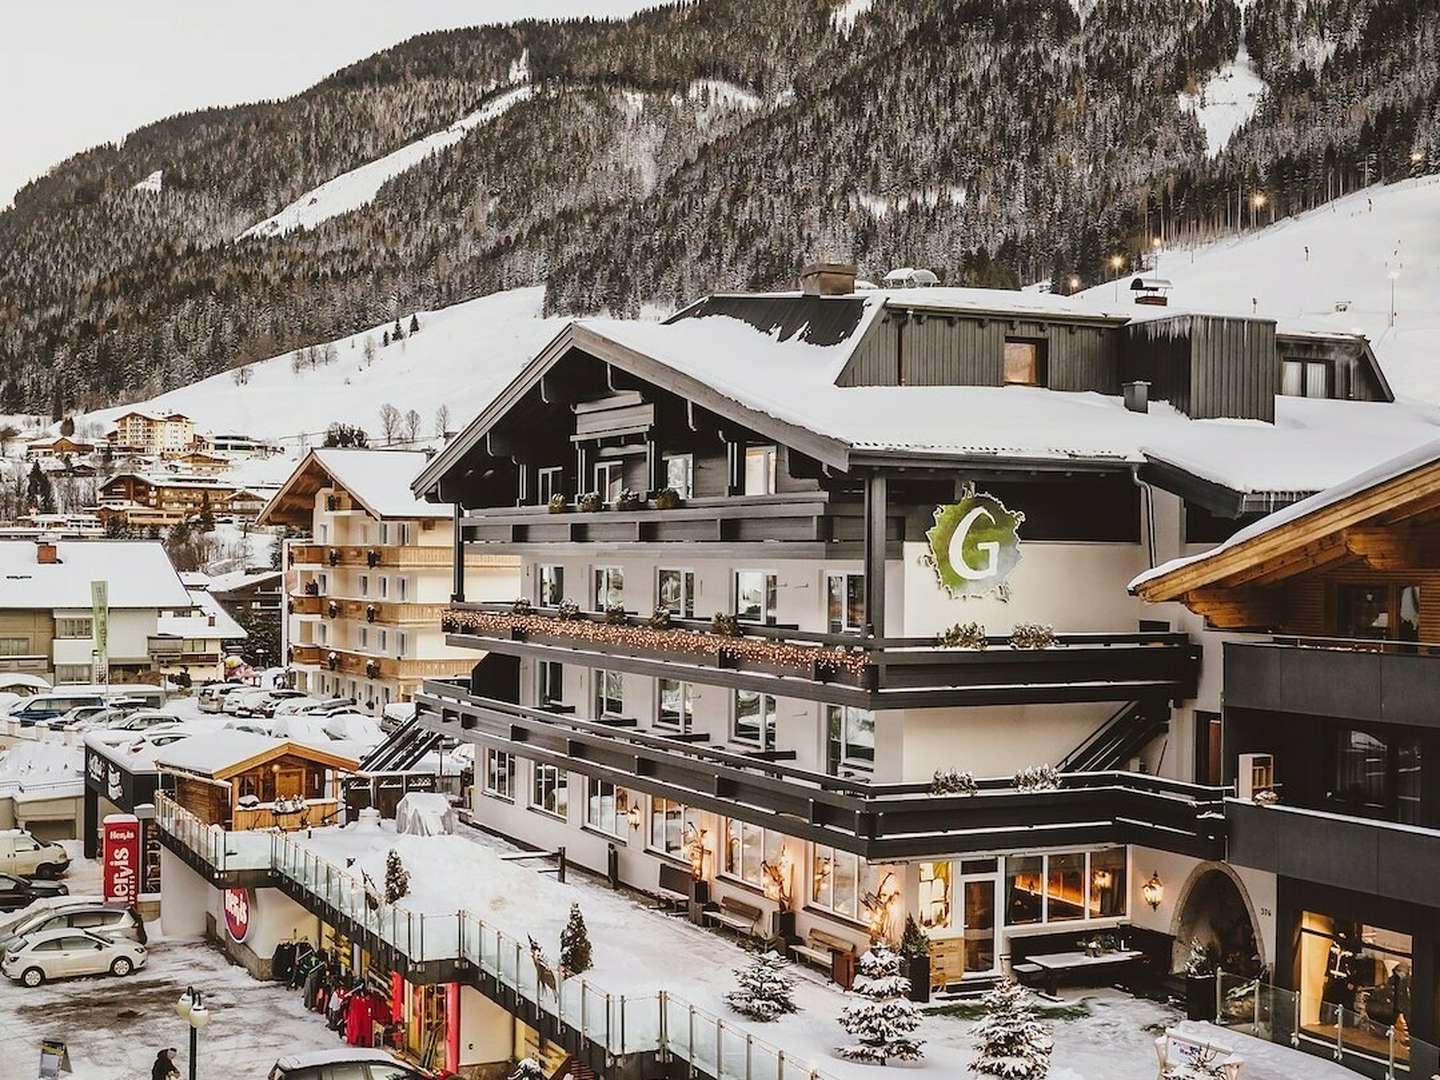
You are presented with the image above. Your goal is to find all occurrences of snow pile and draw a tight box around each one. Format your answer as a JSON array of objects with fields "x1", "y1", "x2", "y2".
[
  {"x1": 133, "y1": 169, "x2": 164, "y2": 194},
  {"x1": 0, "y1": 741, "x2": 83, "y2": 785},
  {"x1": 1079, "y1": 176, "x2": 1440, "y2": 401},
  {"x1": 1178, "y1": 35, "x2": 1266, "y2": 156},
  {"x1": 239, "y1": 84, "x2": 534, "y2": 239},
  {"x1": 830, "y1": 0, "x2": 873, "y2": 34}
]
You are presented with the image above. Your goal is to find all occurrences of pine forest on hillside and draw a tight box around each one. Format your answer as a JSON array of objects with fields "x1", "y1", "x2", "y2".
[{"x1": 1, "y1": 0, "x2": 1438, "y2": 416}]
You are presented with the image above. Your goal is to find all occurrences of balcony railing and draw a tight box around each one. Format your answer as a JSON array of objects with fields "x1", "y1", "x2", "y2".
[
  {"x1": 158, "y1": 791, "x2": 844, "y2": 1079},
  {"x1": 288, "y1": 594, "x2": 450, "y2": 624},
  {"x1": 417, "y1": 680, "x2": 1229, "y2": 860},
  {"x1": 443, "y1": 602, "x2": 1200, "y2": 709},
  {"x1": 286, "y1": 644, "x2": 470, "y2": 682},
  {"x1": 290, "y1": 544, "x2": 511, "y2": 570}
]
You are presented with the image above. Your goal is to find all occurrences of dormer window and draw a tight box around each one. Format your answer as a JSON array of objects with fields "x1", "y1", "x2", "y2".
[{"x1": 1003, "y1": 339, "x2": 1046, "y2": 387}]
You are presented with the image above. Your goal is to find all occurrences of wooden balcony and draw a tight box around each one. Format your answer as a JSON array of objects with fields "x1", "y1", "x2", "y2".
[
  {"x1": 441, "y1": 603, "x2": 1199, "y2": 710},
  {"x1": 287, "y1": 594, "x2": 449, "y2": 624},
  {"x1": 290, "y1": 544, "x2": 511, "y2": 570},
  {"x1": 287, "y1": 645, "x2": 471, "y2": 682},
  {"x1": 290, "y1": 643, "x2": 324, "y2": 665},
  {"x1": 417, "y1": 680, "x2": 1228, "y2": 860}
]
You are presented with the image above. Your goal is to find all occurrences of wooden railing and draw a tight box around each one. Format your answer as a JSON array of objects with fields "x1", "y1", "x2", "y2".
[
  {"x1": 287, "y1": 645, "x2": 470, "y2": 681},
  {"x1": 290, "y1": 544, "x2": 512, "y2": 570},
  {"x1": 288, "y1": 594, "x2": 450, "y2": 624}
]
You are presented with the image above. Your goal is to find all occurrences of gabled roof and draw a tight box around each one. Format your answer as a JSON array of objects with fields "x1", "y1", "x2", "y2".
[
  {"x1": 1132, "y1": 437, "x2": 1440, "y2": 600},
  {"x1": 0, "y1": 539, "x2": 192, "y2": 610},
  {"x1": 259, "y1": 449, "x2": 445, "y2": 526},
  {"x1": 155, "y1": 730, "x2": 357, "y2": 778}
]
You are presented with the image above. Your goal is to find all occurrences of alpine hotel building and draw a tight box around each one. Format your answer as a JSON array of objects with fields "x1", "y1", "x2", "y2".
[{"x1": 407, "y1": 265, "x2": 1439, "y2": 1078}]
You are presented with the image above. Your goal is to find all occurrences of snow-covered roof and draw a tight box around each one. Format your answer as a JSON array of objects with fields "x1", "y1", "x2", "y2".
[
  {"x1": 158, "y1": 590, "x2": 246, "y2": 641},
  {"x1": 261, "y1": 449, "x2": 445, "y2": 524},
  {"x1": 206, "y1": 568, "x2": 280, "y2": 595},
  {"x1": 577, "y1": 309, "x2": 1440, "y2": 495},
  {"x1": 153, "y1": 730, "x2": 283, "y2": 775},
  {"x1": 0, "y1": 540, "x2": 192, "y2": 610},
  {"x1": 1132, "y1": 436, "x2": 1440, "y2": 592}
]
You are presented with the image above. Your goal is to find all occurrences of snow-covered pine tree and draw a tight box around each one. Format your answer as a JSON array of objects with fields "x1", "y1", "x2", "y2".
[
  {"x1": 725, "y1": 950, "x2": 799, "y2": 1021},
  {"x1": 384, "y1": 849, "x2": 410, "y2": 904},
  {"x1": 559, "y1": 902, "x2": 592, "y2": 975},
  {"x1": 837, "y1": 945, "x2": 924, "y2": 1064},
  {"x1": 968, "y1": 978, "x2": 1053, "y2": 1080},
  {"x1": 507, "y1": 1056, "x2": 547, "y2": 1080}
]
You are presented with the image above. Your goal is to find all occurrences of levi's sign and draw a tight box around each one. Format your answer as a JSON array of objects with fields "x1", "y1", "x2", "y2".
[
  {"x1": 101, "y1": 814, "x2": 140, "y2": 906},
  {"x1": 925, "y1": 485, "x2": 1025, "y2": 598}
]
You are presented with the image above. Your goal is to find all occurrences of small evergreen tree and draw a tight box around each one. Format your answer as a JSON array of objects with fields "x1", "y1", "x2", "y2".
[
  {"x1": 408, "y1": 314, "x2": 420, "y2": 334},
  {"x1": 384, "y1": 849, "x2": 410, "y2": 903},
  {"x1": 26, "y1": 462, "x2": 54, "y2": 513},
  {"x1": 726, "y1": 951, "x2": 798, "y2": 1021},
  {"x1": 900, "y1": 915, "x2": 930, "y2": 959},
  {"x1": 59, "y1": 416, "x2": 75, "y2": 437},
  {"x1": 968, "y1": 978, "x2": 1052, "y2": 1080},
  {"x1": 196, "y1": 490, "x2": 215, "y2": 533},
  {"x1": 837, "y1": 946, "x2": 924, "y2": 1064},
  {"x1": 508, "y1": 1057, "x2": 546, "y2": 1080},
  {"x1": 382, "y1": 331, "x2": 390, "y2": 347},
  {"x1": 559, "y1": 902, "x2": 592, "y2": 974}
]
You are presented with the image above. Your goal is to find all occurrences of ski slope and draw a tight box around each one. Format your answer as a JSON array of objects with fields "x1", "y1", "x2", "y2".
[
  {"x1": 80, "y1": 287, "x2": 563, "y2": 451},
  {"x1": 1178, "y1": 35, "x2": 1265, "y2": 156},
  {"x1": 238, "y1": 83, "x2": 534, "y2": 239},
  {"x1": 1079, "y1": 176, "x2": 1440, "y2": 403}
]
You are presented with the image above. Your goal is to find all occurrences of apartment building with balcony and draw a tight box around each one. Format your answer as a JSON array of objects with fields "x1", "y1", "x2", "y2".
[
  {"x1": 110, "y1": 410, "x2": 195, "y2": 455},
  {"x1": 403, "y1": 265, "x2": 1435, "y2": 1008},
  {"x1": 260, "y1": 449, "x2": 518, "y2": 714},
  {"x1": 1133, "y1": 438, "x2": 1440, "y2": 1077}
]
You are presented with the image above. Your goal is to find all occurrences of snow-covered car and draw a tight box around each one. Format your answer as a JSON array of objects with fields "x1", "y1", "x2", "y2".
[
  {"x1": 0, "y1": 903, "x2": 145, "y2": 953},
  {"x1": 198, "y1": 683, "x2": 245, "y2": 713},
  {"x1": 91, "y1": 710, "x2": 184, "y2": 734},
  {"x1": 0, "y1": 873, "x2": 67, "y2": 912},
  {"x1": 268, "y1": 715, "x2": 339, "y2": 746},
  {"x1": 253, "y1": 689, "x2": 310, "y2": 716},
  {"x1": 48, "y1": 704, "x2": 111, "y2": 730},
  {"x1": 301, "y1": 698, "x2": 360, "y2": 717},
  {"x1": 68, "y1": 707, "x2": 129, "y2": 733},
  {"x1": 223, "y1": 688, "x2": 268, "y2": 716},
  {"x1": 224, "y1": 718, "x2": 275, "y2": 737},
  {"x1": 1, "y1": 926, "x2": 147, "y2": 986},
  {"x1": 120, "y1": 730, "x2": 195, "y2": 756},
  {"x1": 270, "y1": 697, "x2": 324, "y2": 717},
  {"x1": 321, "y1": 712, "x2": 383, "y2": 746},
  {"x1": 268, "y1": 1049, "x2": 425, "y2": 1080}
]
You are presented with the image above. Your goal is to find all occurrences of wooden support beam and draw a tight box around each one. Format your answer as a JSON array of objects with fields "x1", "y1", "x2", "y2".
[
  {"x1": 1219, "y1": 536, "x2": 1351, "y2": 587},
  {"x1": 1343, "y1": 525, "x2": 1440, "y2": 570},
  {"x1": 1183, "y1": 587, "x2": 1281, "y2": 630}
]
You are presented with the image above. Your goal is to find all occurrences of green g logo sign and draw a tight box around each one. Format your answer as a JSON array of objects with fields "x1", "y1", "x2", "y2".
[{"x1": 926, "y1": 486, "x2": 1025, "y2": 598}]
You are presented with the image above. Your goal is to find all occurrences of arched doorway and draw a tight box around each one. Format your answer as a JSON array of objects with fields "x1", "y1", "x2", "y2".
[{"x1": 1170, "y1": 863, "x2": 1264, "y2": 975}]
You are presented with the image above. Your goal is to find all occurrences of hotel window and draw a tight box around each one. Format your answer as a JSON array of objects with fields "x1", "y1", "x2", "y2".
[
  {"x1": 723, "y1": 818, "x2": 778, "y2": 888},
  {"x1": 826, "y1": 573, "x2": 865, "y2": 634},
  {"x1": 396, "y1": 631, "x2": 407, "y2": 657},
  {"x1": 0, "y1": 637, "x2": 31, "y2": 656},
  {"x1": 594, "y1": 461, "x2": 625, "y2": 503},
  {"x1": 538, "y1": 565, "x2": 564, "y2": 606},
  {"x1": 359, "y1": 575, "x2": 369, "y2": 598},
  {"x1": 733, "y1": 689, "x2": 776, "y2": 749},
  {"x1": 1088, "y1": 847, "x2": 1127, "y2": 918},
  {"x1": 743, "y1": 445, "x2": 777, "y2": 496},
  {"x1": 378, "y1": 576, "x2": 388, "y2": 599},
  {"x1": 734, "y1": 571, "x2": 777, "y2": 624},
  {"x1": 317, "y1": 573, "x2": 328, "y2": 595},
  {"x1": 538, "y1": 661, "x2": 565, "y2": 708},
  {"x1": 918, "y1": 861, "x2": 953, "y2": 931},
  {"x1": 657, "y1": 568, "x2": 696, "y2": 619},
  {"x1": 593, "y1": 566, "x2": 624, "y2": 610},
  {"x1": 594, "y1": 669, "x2": 623, "y2": 718},
  {"x1": 825, "y1": 705, "x2": 875, "y2": 773},
  {"x1": 1003, "y1": 339, "x2": 1046, "y2": 386},
  {"x1": 1331, "y1": 727, "x2": 1423, "y2": 825},
  {"x1": 358, "y1": 627, "x2": 369, "y2": 650},
  {"x1": 483, "y1": 749, "x2": 515, "y2": 799},
  {"x1": 55, "y1": 664, "x2": 92, "y2": 685},
  {"x1": 1046, "y1": 853, "x2": 1086, "y2": 921},
  {"x1": 585, "y1": 779, "x2": 630, "y2": 838},
  {"x1": 531, "y1": 764, "x2": 568, "y2": 819},
  {"x1": 55, "y1": 617, "x2": 93, "y2": 639},
  {"x1": 537, "y1": 466, "x2": 564, "y2": 504},
  {"x1": 1337, "y1": 584, "x2": 1420, "y2": 642},
  {"x1": 1005, "y1": 850, "x2": 1126, "y2": 924},
  {"x1": 663, "y1": 454, "x2": 693, "y2": 499},
  {"x1": 318, "y1": 623, "x2": 328, "y2": 644},
  {"x1": 657, "y1": 678, "x2": 693, "y2": 730},
  {"x1": 395, "y1": 576, "x2": 408, "y2": 602},
  {"x1": 650, "y1": 797, "x2": 703, "y2": 859},
  {"x1": 1299, "y1": 914, "x2": 1412, "y2": 1064},
  {"x1": 1281, "y1": 359, "x2": 1331, "y2": 398},
  {"x1": 811, "y1": 844, "x2": 860, "y2": 920},
  {"x1": 378, "y1": 630, "x2": 388, "y2": 653}
]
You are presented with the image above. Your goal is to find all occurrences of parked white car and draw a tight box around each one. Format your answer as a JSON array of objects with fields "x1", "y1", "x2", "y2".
[
  {"x1": 321, "y1": 712, "x2": 383, "y2": 747},
  {"x1": 99, "y1": 709, "x2": 184, "y2": 733},
  {"x1": 269, "y1": 715, "x2": 339, "y2": 746},
  {"x1": 0, "y1": 903, "x2": 145, "y2": 951},
  {"x1": 0, "y1": 831, "x2": 69, "y2": 879},
  {"x1": 198, "y1": 683, "x2": 245, "y2": 713},
  {"x1": 270, "y1": 697, "x2": 323, "y2": 717},
  {"x1": 1, "y1": 927, "x2": 147, "y2": 986}
]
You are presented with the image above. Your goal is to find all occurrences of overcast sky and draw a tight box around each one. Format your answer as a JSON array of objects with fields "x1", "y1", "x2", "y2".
[{"x1": 2, "y1": 1, "x2": 655, "y2": 208}]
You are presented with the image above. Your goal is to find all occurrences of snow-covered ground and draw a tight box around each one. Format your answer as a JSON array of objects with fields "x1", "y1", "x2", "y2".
[
  {"x1": 1178, "y1": 33, "x2": 1265, "y2": 156},
  {"x1": 830, "y1": 0, "x2": 873, "y2": 34},
  {"x1": 76, "y1": 286, "x2": 565, "y2": 450},
  {"x1": 1079, "y1": 175, "x2": 1440, "y2": 402},
  {"x1": 294, "y1": 821, "x2": 1354, "y2": 1080},
  {"x1": 239, "y1": 83, "x2": 535, "y2": 240}
]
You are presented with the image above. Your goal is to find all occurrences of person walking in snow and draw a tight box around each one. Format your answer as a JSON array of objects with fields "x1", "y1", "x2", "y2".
[{"x1": 151, "y1": 1048, "x2": 180, "y2": 1080}]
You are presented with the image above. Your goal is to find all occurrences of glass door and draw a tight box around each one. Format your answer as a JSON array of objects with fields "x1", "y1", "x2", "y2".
[{"x1": 959, "y1": 858, "x2": 1000, "y2": 975}]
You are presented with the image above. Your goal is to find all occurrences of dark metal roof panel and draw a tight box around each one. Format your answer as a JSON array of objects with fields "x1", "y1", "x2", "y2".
[{"x1": 666, "y1": 294, "x2": 868, "y2": 348}]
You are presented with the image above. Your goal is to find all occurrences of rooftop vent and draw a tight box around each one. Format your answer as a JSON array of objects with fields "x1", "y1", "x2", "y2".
[
  {"x1": 882, "y1": 267, "x2": 939, "y2": 289},
  {"x1": 1130, "y1": 276, "x2": 1172, "y2": 307},
  {"x1": 799, "y1": 262, "x2": 858, "y2": 296},
  {"x1": 34, "y1": 539, "x2": 59, "y2": 565}
]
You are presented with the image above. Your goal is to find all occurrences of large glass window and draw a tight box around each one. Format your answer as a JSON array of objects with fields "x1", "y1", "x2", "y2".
[
  {"x1": 483, "y1": 749, "x2": 514, "y2": 800},
  {"x1": 55, "y1": 617, "x2": 93, "y2": 640},
  {"x1": 735, "y1": 571, "x2": 777, "y2": 624},
  {"x1": 1337, "y1": 584, "x2": 1421, "y2": 642},
  {"x1": 743, "y1": 446, "x2": 777, "y2": 496},
  {"x1": 811, "y1": 844, "x2": 860, "y2": 920},
  {"x1": 537, "y1": 565, "x2": 564, "y2": 606},
  {"x1": 531, "y1": 764, "x2": 568, "y2": 819},
  {"x1": 1331, "y1": 726, "x2": 1424, "y2": 824},
  {"x1": 664, "y1": 454, "x2": 693, "y2": 499},
  {"x1": 825, "y1": 705, "x2": 874, "y2": 773},
  {"x1": 537, "y1": 466, "x2": 563, "y2": 504},
  {"x1": 918, "y1": 861, "x2": 952, "y2": 931},
  {"x1": 585, "y1": 779, "x2": 630, "y2": 837},
  {"x1": 594, "y1": 461, "x2": 625, "y2": 503},
  {"x1": 593, "y1": 566, "x2": 624, "y2": 610},
  {"x1": 1300, "y1": 914, "x2": 1412, "y2": 1065},
  {"x1": 1282, "y1": 359, "x2": 1332, "y2": 398},
  {"x1": 723, "y1": 819, "x2": 778, "y2": 888},
  {"x1": 1046, "y1": 853, "x2": 1086, "y2": 921},
  {"x1": 1005, "y1": 855, "x2": 1044, "y2": 925},
  {"x1": 538, "y1": 661, "x2": 564, "y2": 708},
  {"x1": 594, "y1": 669, "x2": 623, "y2": 718},
  {"x1": 657, "y1": 569, "x2": 696, "y2": 619},
  {"x1": 1003, "y1": 339, "x2": 1045, "y2": 386},
  {"x1": 650, "y1": 798, "x2": 703, "y2": 860},
  {"x1": 657, "y1": 678, "x2": 693, "y2": 730},
  {"x1": 733, "y1": 689, "x2": 776, "y2": 749},
  {"x1": 1088, "y1": 847, "x2": 1127, "y2": 918},
  {"x1": 1004, "y1": 850, "x2": 1125, "y2": 924},
  {"x1": 826, "y1": 573, "x2": 865, "y2": 634}
]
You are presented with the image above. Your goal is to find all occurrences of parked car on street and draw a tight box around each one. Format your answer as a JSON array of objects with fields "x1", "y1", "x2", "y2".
[
  {"x1": 270, "y1": 697, "x2": 323, "y2": 717},
  {"x1": 98, "y1": 709, "x2": 185, "y2": 733},
  {"x1": 225, "y1": 688, "x2": 273, "y2": 716},
  {"x1": 48, "y1": 704, "x2": 111, "y2": 730},
  {"x1": 7, "y1": 693, "x2": 107, "y2": 726},
  {"x1": 0, "y1": 873, "x2": 67, "y2": 912},
  {"x1": 1, "y1": 927, "x2": 147, "y2": 986},
  {"x1": 198, "y1": 683, "x2": 245, "y2": 713},
  {"x1": 0, "y1": 903, "x2": 145, "y2": 953},
  {"x1": 321, "y1": 712, "x2": 383, "y2": 746},
  {"x1": 0, "y1": 830, "x2": 69, "y2": 879},
  {"x1": 269, "y1": 1049, "x2": 426, "y2": 1080}
]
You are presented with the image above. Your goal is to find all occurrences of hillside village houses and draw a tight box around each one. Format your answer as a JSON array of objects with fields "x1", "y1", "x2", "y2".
[{"x1": 260, "y1": 449, "x2": 518, "y2": 716}]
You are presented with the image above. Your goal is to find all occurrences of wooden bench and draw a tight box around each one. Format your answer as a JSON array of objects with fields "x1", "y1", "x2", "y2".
[
  {"x1": 706, "y1": 895, "x2": 763, "y2": 936},
  {"x1": 655, "y1": 863, "x2": 693, "y2": 912},
  {"x1": 791, "y1": 928, "x2": 855, "y2": 970},
  {"x1": 1154, "y1": 1030, "x2": 1243, "y2": 1079}
]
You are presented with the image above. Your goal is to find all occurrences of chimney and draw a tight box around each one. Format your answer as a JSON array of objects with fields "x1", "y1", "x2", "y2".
[
  {"x1": 35, "y1": 539, "x2": 59, "y2": 565},
  {"x1": 1123, "y1": 381, "x2": 1150, "y2": 414},
  {"x1": 799, "y1": 262, "x2": 858, "y2": 296}
]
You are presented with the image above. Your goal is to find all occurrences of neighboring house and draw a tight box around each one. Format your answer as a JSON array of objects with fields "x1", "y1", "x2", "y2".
[
  {"x1": 151, "y1": 590, "x2": 247, "y2": 683},
  {"x1": 168, "y1": 451, "x2": 233, "y2": 476},
  {"x1": 197, "y1": 432, "x2": 280, "y2": 459},
  {"x1": 25, "y1": 435, "x2": 95, "y2": 459},
  {"x1": 94, "y1": 472, "x2": 276, "y2": 527},
  {"x1": 111, "y1": 410, "x2": 195, "y2": 456},
  {"x1": 258, "y1": 449, "x2": 518, "y2": 715},
  {"x1": 401, "y1": 265, "x2": 1439, "y2": 1017},
  {"x1": 206, "y1": 568, "x2": 281, "y2": 667},
  {"x1": 0, "y1": 537, "x2": 197, "y2": 684}
]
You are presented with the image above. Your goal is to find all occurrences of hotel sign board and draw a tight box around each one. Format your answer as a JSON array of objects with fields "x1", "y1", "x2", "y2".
[{"x1": 925, "y1": 486, "x2": 1025, "y2": 598}]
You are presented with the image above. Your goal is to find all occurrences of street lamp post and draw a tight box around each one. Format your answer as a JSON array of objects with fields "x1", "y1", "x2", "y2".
[{"x1": 174, "y1": 986, "x2": 209, "y2": 1080}]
